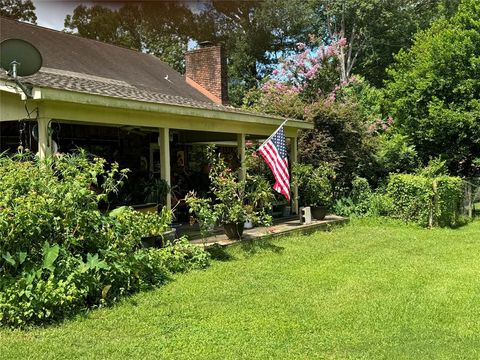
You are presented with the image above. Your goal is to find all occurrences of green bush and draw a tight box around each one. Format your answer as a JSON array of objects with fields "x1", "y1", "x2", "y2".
[
  {"x1": 376, "y1": 134, "x2": 420, "y2": 175},
  {"x1": 0, "y1": 153, "x2": 210, "y2": 328},
  {"x1": 292, "y1": 163, "x2": 335, "y2": 207},
  {"x1": 386, "y1": 173, "x2": 463, "y2": 227},
  {"x1": 434, "y1": 176, "x2": 464, "y2": 227},
  {"x1": 386, "y1": 174, "x2": 433, "y2": 226},
  {"x1": 333, "y1": 176, "x2": 392, "y2": 217}
]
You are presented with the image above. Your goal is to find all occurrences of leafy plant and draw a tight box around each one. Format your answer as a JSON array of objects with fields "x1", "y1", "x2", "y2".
[
  {"x1": 0, "y1": 152, "x2": 209, "y2": 328},
  {"x1": 384, "y1": 0, "x2": 480, "y2": 176},
  {"x1": 185, "y1": 146, "x2": 273, "y2": 236},
  {"x1": 142, "y1": 177, "x2": 170, "y2": 206},
  {"x1": 386, "y1": 173, "x2": 464, "y2": 227},
  {"x1": 292, "y1": 162, "x2": 335, "y2": 207}
]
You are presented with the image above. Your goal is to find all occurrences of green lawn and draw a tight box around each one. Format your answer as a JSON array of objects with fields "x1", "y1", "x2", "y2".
[{"x1": 2, "y1": 219, "x2": 480, "y2": 359}]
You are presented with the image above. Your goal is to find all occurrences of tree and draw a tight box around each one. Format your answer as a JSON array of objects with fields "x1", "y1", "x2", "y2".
[
  {"x1": 384, "y1": 0, "x2": 480, "y2": 176},
  {"x1": 0, "y1": 0, "x2": 36, "y2": 23},
  {"x1": 312, "y1": 0, "x2": 460, "y2": 86},
  {"x1": 64, "y1": 2, "x2": 193, "y2": 73},
  {"x1": 195, "y1": 0, "x2": 317, "y2": 104},
  {"x1": 244, "y1": 41, "x2": 378, "y2": 185}
]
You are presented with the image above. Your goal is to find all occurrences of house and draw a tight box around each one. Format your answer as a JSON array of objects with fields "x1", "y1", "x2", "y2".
[{"x1": 0, "y1": 17, "x2": 312, "y2": 214}]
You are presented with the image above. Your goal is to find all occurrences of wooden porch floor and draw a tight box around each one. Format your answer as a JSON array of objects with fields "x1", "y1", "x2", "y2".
[{"x1": 186, "y1": 215, "x2": 349, "y2": 247}]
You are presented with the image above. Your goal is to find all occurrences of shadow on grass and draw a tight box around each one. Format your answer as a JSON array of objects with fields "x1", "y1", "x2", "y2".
[
  {"x1": 206, "y1": 243, "x2": 235, "y2": 261},
  {"x1": 239, "y1": 238, "x2": 285, "y2": 256},
  {"x1": 447, "y1": 216, "x2": 472, "y2": 229},
  {"x1": 205, "y1": 238, "x2": 285, "y2": 261}
]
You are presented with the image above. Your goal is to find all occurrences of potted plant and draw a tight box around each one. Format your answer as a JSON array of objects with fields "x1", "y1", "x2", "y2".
[
  {"x1": 142, "y1": 177, "x2": 170, "y2": 209},
  {"x1": 185, "y1": 146, "x2": 272, "y2": 240},
  {"x1": 293, "y1": 162, "x2": 335, "y2": 220}
]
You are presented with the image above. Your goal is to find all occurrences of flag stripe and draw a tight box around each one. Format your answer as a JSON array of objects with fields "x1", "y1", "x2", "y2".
[
  {"x1": 259, "y1": 143, "x2": 289, "y2": 185},
  {"x1": 259, "y1": 143, "x2": 289, "y2": 186},
  {"x1": 258, "y1": 148, "x2": 289, "y2": 192},
  {"x1": 258, "y1": 147, "x2": 289, "y2": 183}
]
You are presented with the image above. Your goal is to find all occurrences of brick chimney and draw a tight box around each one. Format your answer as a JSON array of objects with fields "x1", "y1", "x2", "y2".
[{"x1": 185, "y1": 42, "x2": 228, "y2": 105}]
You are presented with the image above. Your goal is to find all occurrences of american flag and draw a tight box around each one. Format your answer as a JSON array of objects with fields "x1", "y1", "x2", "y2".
[{"x1": 258, "y1": 124, "x2": 290, "y2": 200}]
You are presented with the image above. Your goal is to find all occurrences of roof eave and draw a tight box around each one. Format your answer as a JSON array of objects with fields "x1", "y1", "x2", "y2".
[{"x1": 24, "y1": 85, "x2": 313, "y2": 130}]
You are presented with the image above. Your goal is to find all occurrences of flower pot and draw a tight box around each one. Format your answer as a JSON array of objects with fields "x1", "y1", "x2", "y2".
[
  {"x1": 244, "y1": 220, "x2": 253, "y2": 229},
  {"x1": 141, "y1": 229, "x2": 176, "y2": 248},
  {"x1": 132, "y1": 203, "x2": 158, "y2": 213},
  {"x1": 311, "y1": 206, "x2": 328, "y2": 220},
  {"x1": 223, "y1": 222, "x2": 245, "y2": 240}
]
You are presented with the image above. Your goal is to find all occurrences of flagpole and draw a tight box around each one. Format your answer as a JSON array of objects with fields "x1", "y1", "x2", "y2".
[{"x1": 260, "y1": 119, "x2": 289, "y2": 146}]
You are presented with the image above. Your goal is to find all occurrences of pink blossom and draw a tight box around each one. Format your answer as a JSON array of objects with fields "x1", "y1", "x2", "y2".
[
  {"x1": 324, "y1": 45, "x2": 334, "y2": 58},
  {"x1": 305, "y1": 64, "x2": 319, "y2": 80},
  {"x1": 337, "y1": 37, "x2": 347, "y2": 47},
  {"x1": 272, "y1": 69, "x2": 279, "y2": 76}
]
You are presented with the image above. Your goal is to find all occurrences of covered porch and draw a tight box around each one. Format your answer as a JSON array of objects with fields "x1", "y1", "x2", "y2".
[{"x1": 1, "y1": 84, "x2": 312, "y2": 219}]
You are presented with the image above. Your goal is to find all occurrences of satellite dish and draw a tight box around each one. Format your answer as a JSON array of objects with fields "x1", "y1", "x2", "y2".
[{"x1": 0, "y1": 38, "x2": 42, "y2": 77}]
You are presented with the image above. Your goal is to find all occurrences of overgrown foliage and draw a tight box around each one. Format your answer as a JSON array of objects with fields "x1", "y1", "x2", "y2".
[
  {"x1": 0, "y1": 153, "x2": 209, "y2": 328},
  {"x1": 299, "y1": 100, "x2": 377, "y2": 186},
  {"x1": 335, "y1": 171, "x2": 464, "y2": 228},
  {"x1": 384, "y1": 0, "x2": 480, "y2": 177}
]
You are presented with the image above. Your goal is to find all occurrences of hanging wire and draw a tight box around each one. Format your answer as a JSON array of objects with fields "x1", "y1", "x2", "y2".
[
  {"x1": 22, "y1": 99, "x2": 38, "y2": 154},
  {"x1": 18, "y1": 120, "x2": 26, "y2": 153}
]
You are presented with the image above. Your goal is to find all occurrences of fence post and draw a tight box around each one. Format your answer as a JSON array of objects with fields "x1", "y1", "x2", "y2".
[
  {"x1": 429, "y1": 179, "x2": 438, "y2": 228},
  {"x1": 467, "y1": 182, "x2": 473, "y2": 218}
]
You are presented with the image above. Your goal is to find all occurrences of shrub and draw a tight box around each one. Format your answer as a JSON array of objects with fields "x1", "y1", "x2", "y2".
[
  {"x1": 333, "y1": 176, "x2": 392, "y2": 217},
  {"x1": 0, "y1": 153, "x2": 210, "y2": 328},
  {"x1": 434, "y1": 176, "x2": 464, "y2": 227},
  {"x1": 292, "y1": 163, "x2": 335, "y2": 207},
  {"x1": 376, "y1": 134, "x2": 420, "y2": 175},
  {"x1": 299, "y1": 100, "x2": 377, "y2": 186},
  {"x1": 386, "y1": 173, "x2": 464, "y2": 227}
]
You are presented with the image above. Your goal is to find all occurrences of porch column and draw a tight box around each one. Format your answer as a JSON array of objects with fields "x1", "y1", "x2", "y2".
[
  {"x1": 158, "y1": 128, "x2": 171, "y2": 210},
  {"x1": 290, "y1": 137, "x2": 299, "y2": 215},
  {"x1": 237, "y1": 133, "x2": 246, "y2": 181},
  {"x1": 37, "y1": 117, "x2": 51, "y2": 159}
]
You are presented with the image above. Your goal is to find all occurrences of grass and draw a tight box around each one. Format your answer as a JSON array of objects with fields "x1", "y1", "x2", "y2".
[{"x1": 2, "y1": 218, "x2": 480, "y2": 359}]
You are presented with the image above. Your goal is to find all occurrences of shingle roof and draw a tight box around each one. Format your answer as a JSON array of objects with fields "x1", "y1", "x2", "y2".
[
  {"x1": 0, "y1": 17, "x2": 215, "y2": 102},
  {"x1": 0, "y1": 67, "x2": 239, "y2": 113},
  {"x1": 0, "y1": 17, "x2": 295, "y2": 122}
]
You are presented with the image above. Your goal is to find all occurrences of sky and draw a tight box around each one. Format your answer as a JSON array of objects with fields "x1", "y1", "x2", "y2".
[{"x1": 32, "y1": 1, "x2": 121, "y2": 30}]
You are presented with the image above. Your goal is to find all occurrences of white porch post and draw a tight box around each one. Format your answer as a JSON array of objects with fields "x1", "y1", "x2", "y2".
[
  {"x1": 237, "y1": 133, "x2": 246, "y2": 181},
  {"x1": 158, "y1": 128, "x2": 171, "y2": 210},
  {"x1": 37, "y1": 117, "x2": 51, "y2": 159},
  {"x1": 290, "y1": 137, "x2": 299, "y2": 215}
]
